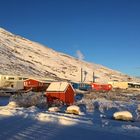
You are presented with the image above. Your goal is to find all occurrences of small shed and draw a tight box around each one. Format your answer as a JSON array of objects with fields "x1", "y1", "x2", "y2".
[
  {"x1": 46, "y1": 82, "x2": 75, "y2": 105},
  {"x1": 24, "y1": 79, "x2": 50, "y2": 92}
]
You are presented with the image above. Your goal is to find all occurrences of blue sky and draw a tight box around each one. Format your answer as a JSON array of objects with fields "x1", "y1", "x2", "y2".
[{"x1": 0, "y1": 0, "x2": 140, "y2": 76}]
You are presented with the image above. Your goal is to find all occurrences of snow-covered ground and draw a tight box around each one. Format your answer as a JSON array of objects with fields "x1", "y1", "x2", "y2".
[{"x1": 0, "y1": 96, "x2": 140, "y2": 140}]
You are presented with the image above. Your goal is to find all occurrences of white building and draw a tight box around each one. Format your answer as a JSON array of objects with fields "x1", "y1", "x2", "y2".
[{"x1": 0, "y1": 75, "x2": 28, "y2": 90}]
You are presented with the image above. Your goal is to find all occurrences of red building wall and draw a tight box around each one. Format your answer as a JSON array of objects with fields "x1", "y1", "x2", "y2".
[
  {"x1": 65, "y1": 85, "x2": 74, "y2": 104},
  {"x1": 91, "y1": 83, "x2": 112, "y2": 91},
  {"x1": 46, "y1": 84, "x2": 74, "y2": 105},
  {"x1": 24, "y1": 79, "x2": 50, "y2": 92}
]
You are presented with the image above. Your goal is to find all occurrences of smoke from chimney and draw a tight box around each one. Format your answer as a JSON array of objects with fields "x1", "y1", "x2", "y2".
[{"x1": 76, "y1": 50, "x2": 84, "y2": 60}]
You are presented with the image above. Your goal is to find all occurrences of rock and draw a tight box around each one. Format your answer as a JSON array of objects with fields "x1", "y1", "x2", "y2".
[
  {"x1": 48, "y1": 107, "x2": 60, "y2": 112},
  {"x1": 7, "y1": 101, "x2": 18, "y2": 108},
  {"x1": 113, "y1": 111, "x2": 133, "y2": 121},
  {"x1": 66, "y1": 105, "x2": 81, "y2": 115}
]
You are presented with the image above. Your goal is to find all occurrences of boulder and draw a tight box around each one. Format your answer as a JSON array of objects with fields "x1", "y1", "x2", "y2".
[
  {"x1": 7, "y1": 101, "x2": 18, "y2": 108},
  {"x1": 113, "y1": 111, "x2": 133, "y2": 121},
  {"x1": 66, "y1": 105, "x2": 81, "y2": 115},
  {"x1": 48, "y1": 107, "x2": 60, "y2": 112}
]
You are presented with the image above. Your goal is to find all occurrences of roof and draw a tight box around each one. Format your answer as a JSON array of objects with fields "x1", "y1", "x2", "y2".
[
  {"x1": 46, "y1": 82, "x2": 71, "y2": 92},
  {"x1": 25, "y1": 78, "x2": 51, "y2": 83},
  {"x1": 28, "y1": 76, "x2": 56, "y2": 82}
]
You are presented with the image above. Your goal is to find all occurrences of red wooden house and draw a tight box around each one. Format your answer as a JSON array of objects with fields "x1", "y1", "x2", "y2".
[
  {"x1": 24, "y1": 78, "x2": 50, "y2": 92},
  {"x1": 45, "y1": 82, "x2": 75, "y2": 105}
]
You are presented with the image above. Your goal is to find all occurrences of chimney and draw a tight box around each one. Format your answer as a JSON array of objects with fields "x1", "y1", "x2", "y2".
[
  {"x1": 81, "y1": 68, "x2": 83, "y2": 83},
  {"x1": 93, "y1": 72, "x2": 95, "y2": 82}
]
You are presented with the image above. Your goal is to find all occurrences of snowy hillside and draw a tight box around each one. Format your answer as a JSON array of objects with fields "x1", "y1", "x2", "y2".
[{"x1": 0, "y1": 27, "x2": 135, "y2": 83}]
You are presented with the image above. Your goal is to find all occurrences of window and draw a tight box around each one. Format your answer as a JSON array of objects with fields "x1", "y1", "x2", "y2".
[
  {"x1": 8, "y1": 77, "x2": 15, "y2": 80},
  {"x1": 19, "y1": 77, "x2": 23, "y2": 80},
  {"x1": 11, "y1": 85, "x2": 14, "y2": 88}
]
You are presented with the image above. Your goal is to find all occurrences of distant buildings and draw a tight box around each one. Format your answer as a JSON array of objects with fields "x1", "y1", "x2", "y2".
[
  {"x1": 0, "y1": 75, "x2": 52, "y2": 91},
  {"x1": 108, "y1": 81, "x2": 140, "y2": 89},
  {"x1": 0, "y1": 75, "x2": 27, "y2": 90}
]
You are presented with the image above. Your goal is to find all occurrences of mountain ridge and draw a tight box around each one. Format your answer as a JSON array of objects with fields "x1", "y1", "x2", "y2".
[{"x1": 0, "y1": 27, "x2": 137, "y2": 83}]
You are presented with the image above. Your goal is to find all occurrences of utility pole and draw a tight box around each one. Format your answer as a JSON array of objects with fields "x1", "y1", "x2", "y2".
[
  {"x1": 93, "y1": 72, "x2": 95, "y2": 82},
  {"x1": 81, "y1": 68, "x2": 83, "y2": 83}
]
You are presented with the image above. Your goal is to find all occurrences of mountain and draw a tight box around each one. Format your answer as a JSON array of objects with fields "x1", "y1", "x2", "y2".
[{"x1": 0, "y1": 27, "x2": 137, "y2": 83}]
